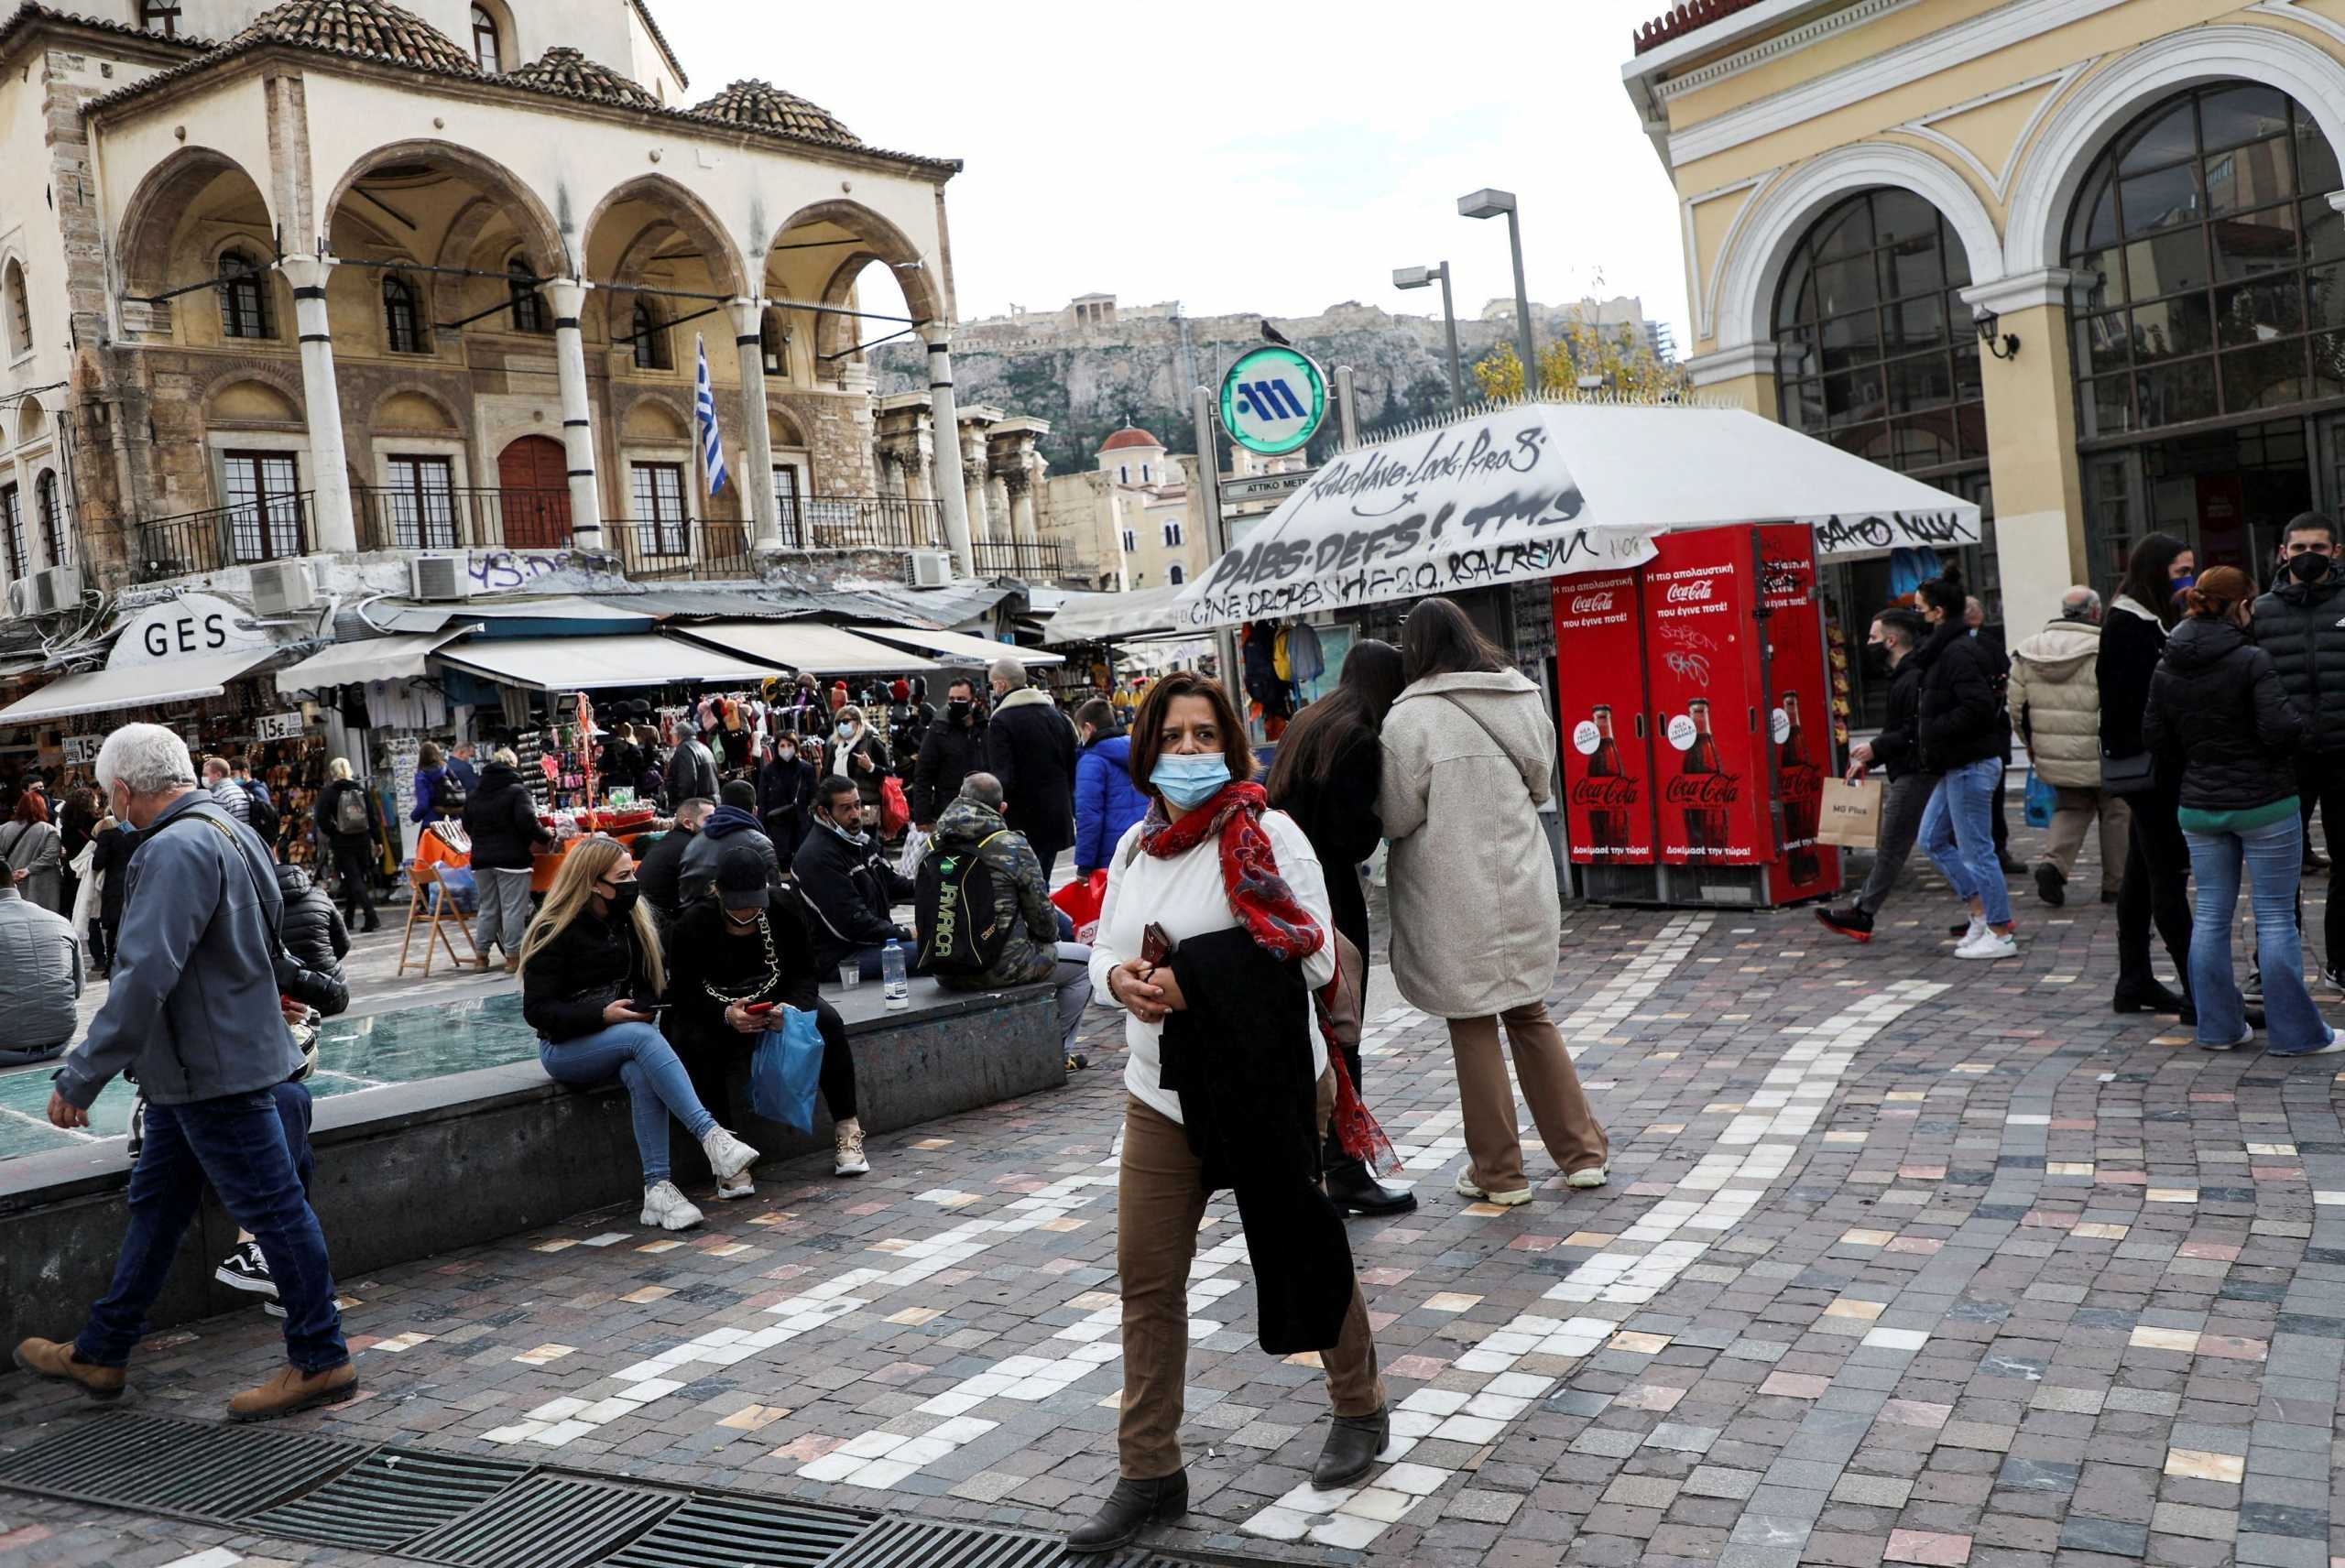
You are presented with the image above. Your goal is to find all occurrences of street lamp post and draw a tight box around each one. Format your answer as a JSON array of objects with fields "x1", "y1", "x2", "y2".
[
  {"x1": 1458, "y1": 188, "x2": 1538, "y2": 397},
  {"x1": 1392, "y1": 262, "x2": 1464, "y2": 408}
]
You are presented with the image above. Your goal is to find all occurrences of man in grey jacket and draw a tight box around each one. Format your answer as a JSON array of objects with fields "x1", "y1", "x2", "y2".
[
  {"x1": 0, "y1": 877, "x2": 79, "y2": 1065},
  {"x1": 13, "y1": 724, "x2": 354, "y2": 1421}
]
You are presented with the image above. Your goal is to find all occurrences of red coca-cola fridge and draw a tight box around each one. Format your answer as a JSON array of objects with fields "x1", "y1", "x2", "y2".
[{"x1": 1552, "y1": 522, "x2": 1840, "y2": 908}]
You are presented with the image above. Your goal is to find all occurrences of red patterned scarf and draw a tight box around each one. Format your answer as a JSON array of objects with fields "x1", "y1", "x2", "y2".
[{"x1": 1140, "y1": 780, "x2": 1396, "y2": 1173}]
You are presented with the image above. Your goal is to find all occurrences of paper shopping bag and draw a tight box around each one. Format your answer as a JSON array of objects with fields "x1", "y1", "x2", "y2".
[{"x1": 1816, "y1": 776, "x2": 1881, "y2": 849}]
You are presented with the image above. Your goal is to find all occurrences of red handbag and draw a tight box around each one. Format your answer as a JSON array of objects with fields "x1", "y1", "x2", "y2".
[{"x1": 879, "y1": 776, "x2": 911, "y2": 837}]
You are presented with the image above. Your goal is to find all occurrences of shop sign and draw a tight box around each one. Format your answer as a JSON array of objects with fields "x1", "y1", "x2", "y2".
[
  {"x1": 255, "y1": 712, "x2": 306, "y2": 741},
  {"x1": 1218, "y1": 346, "x2": 1327, "y2": 457},
  {"x1": 62, "y1": 734, "x2": 102, "y2": 766},
  {"x1": 106, "y1": 593, "x2": 273, "y2": 670}
]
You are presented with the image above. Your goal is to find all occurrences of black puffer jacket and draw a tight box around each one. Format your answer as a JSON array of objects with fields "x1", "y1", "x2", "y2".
[
  {"x1": 462, "y1": 763, "x2": 551, "y2": 872},
  {"x1": 274, "y1": 864, "x2": 350, "y2": 1018},
  {"x1": 913, "y1": 714, "x2": 987, "y2": 825},
  {"x1": 985, "y1": 689, "x2": 1077, "y2": 859},
  {"x1": 2143, "y1": 616, "x2": 2305, "y2": 813},
  {"x1": 1870, "y1": 654, "x2": 1925, "y2": 779},
  {"x1": 2251, "y1": 571, "x2": 2345, "y2": 754},
  {"x1": 521, "y1": 908, "x2": 651, "y2": 1043},
  {"x1": 1912, "y1": 620, "x2": 2002, "y2": 773}
]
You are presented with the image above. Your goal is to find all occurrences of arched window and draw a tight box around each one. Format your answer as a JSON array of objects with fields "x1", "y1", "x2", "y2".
[
  {"x1": 4, "y1": 259, "x2": 29, "y2": 356},
  {"x1": 507, "y1": 259, "x2": 548, "y2": 334},
  {"x1": 383, "y1": 273, "x2": 426, "y2": 354},
  {"x1": 470, "y1": 5, "x2": 501, "y2": 72},
  {"x1": 0, "y1": 484, "x2": 22, "y2": 583},
  {"x1": 33, "y1": 473, "x2": 62, "y2": 569},
  {"x1": 1772, "y1": 187, "x2": 1982, "y2": 475},
  {"x1": 630, "y1": 298, "x2": 671, "y2": 371},
  {"x1": 218, "y1": 249, "x2": 272, "y2": 340},
  {"x1": 2066, "y1": 82, "x2": 2343, "y2": 436},
  {"x1": 761, "y1": 310, "x2": 788, "y2": 376},
  {"x1": 1167, "y1": 563, "x2": 1185, "y2": 586}
]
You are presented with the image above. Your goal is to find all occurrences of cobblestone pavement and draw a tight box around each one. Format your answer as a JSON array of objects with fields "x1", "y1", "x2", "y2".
[{"x1": 5, "y1": 843, "x2": 2345, "y2": 1568}]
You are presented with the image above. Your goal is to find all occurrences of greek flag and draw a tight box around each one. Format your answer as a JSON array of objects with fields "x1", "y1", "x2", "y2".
[{"x1": 694, "y1": 334, "x2": 730, "y2": 498}]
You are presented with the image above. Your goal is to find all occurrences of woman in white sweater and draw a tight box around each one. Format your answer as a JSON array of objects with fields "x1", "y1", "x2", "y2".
[{"x1": 1072, "y1": 670, "x2": 1388, "y2": 1555}]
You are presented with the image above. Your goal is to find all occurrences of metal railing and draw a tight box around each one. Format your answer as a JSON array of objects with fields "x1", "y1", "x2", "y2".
[
  {"x1": 604, "y1": 517, "x2": 758, "y2": 582},
  {"x1": 970, "y1": 539, "x2": 1066, "y2": 581},
  {"x1": 780, "y1": 494, "x2": 943, "y2": 552},
  {"x1": 355, "y1": 485, "x2": 575, "y2": 554},
  {"x1": 136, "y1": 495, "x2": 314, "y2": 582}
]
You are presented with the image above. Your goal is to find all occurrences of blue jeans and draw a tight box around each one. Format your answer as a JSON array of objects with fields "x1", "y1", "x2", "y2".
[
  {"x1": 1920, "y1": 757, "x2": 2010, "y2": 926},
  {"x1": 78, "y1": 1087, "x2": 346, "y2": 1373},
  {"x1": 539, "y1": 1022, "x2": 717, "y2": 1184},
  {"x1": 2183, "y1": 812, "x2": 2333, "y2": 1052}
]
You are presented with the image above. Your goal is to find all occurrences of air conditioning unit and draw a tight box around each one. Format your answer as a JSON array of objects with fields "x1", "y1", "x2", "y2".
[
  {"x1": 249, "y1": 560, "x2": 315, "y2": 616},
  {"x1": 30, "y1": 565, "x2": 82, "y2": 615},
  {"x1": 2, "y1": 580, "x2": 31, "y2": 619},
  {"x1": 904, "y1": 550, "x2": 953, "y2": 589},
  {"x1": 409, "y1": 554, "x2": 474, "y2": 603}
]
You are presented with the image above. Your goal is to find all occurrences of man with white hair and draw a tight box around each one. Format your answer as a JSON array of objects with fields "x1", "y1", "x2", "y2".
[
  {"x1": 983, "y1": 655, "x2": 1077, "y2": 878},
  {"x1": 13, "y1": 723, "x2": 354, "y2": 1420},
  {"x1": 2009, "y1": 585, "x2": 2127, "y2": 909}
]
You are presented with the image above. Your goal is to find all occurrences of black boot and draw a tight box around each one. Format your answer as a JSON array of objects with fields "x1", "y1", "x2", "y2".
[
  {"x1": 1066, "y1": 1471, "x2": 1187, "y2": 1554},
  {"x1": 1314, "y1": 1408, "x2": 1389, "y2": 1488},
  {"x1": 1326, "y1": 1160, "x2": 1418, "y2": 1217},
  {"x1": 2111, "y1": 978, "x2": 2184, "y2": 1015}
]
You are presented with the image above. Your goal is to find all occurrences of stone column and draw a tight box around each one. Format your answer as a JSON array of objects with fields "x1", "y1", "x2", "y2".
[
  {"x1": 919, "y1": 322, "x2": 975, "y2": 573},
  {"x1": 962, "y1": 422, "x2": 995, "y2": 547},
  {"x1": 546, "y1": 278, "x2": 605, "y2": 551},
  {"x1": 1961, "y1": 269, "x2": 2086, "y2": 641},
  {"x1": 731, "y1": 299, "x2": 780, "y2": 550},
  {"x1": 1008, "y1": 468, "x2": 1039, "y2": 545},
  {"x1": 278, "y1": 255, "x2": 355, "y2": 553}
]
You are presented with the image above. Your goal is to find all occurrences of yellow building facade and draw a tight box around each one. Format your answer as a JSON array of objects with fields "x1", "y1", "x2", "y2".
[{"x1": 1626, "y1": 0, "x2": 2345, "y2": 711}]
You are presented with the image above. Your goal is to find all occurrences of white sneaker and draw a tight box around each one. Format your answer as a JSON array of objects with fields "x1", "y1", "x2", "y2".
[
  {"x1": 1956, "y1": 929, "x2": 2018, "y2": 961},
  {"x1": 833, "y1": 1117, "x2": 869, "y2": 1177},
  {"x1": 1564, "y1": 1166, "x2": 1609, "y2": 1189},
  {"x1": 1955, "y1": 914, "x2": 1986, "y2": 948},
  {"x1": 1455, "y1": 1171, "x2": 1532, "y2": 1205},
  {"x1": 714, "y1": 1172, "x2": 756, "y2": 1201},
  {"x1": 640, "y1": 1180, "x2": 704, "y2": 1231},
  {"x1": 700, "y1": 1127, "x2": 759, "y2": 1181}
]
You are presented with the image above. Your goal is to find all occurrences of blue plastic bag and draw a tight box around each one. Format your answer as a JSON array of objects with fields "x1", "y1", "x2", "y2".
[
  {"x1": 2023, "y1": 769, "x2": 2056, "y2": 830},
  {"x1": 749, "y1": 1006, "x2": 824, "y2": 1132}
]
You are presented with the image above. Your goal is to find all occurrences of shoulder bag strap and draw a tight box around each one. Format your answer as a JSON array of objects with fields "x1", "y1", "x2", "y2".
[
  {"x1": 1435, "y1": 691, "x2": 1513, "y2": 755},
  {"x1": 158, "y1": 811, "x2": 285, "y2": 951}
]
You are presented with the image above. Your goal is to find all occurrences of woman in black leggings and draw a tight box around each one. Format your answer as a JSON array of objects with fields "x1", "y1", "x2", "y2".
[
  {"x1": 2100, "y1": 533, "x2": 2197, "y2": 1018},
  {"x1": 316, "y1": 760, "x2": 382, "y2": 933}
]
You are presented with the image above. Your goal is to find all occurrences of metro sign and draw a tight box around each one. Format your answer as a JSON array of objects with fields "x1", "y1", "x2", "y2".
[{"x1": 1218, "y1": 344, "x2": 1326, "y2": 457}]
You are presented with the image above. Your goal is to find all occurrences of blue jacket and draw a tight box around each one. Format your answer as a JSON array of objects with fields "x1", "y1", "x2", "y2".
[
  {"x1": 410, "y1": 764, "x2": 448, "y2": 824},
  {"x1": 54, "y1": 792, "x2": 299, "y2": 1108},
  {"x1": 1073, "y1": 732, "x2": 1149, "y2": 875}
]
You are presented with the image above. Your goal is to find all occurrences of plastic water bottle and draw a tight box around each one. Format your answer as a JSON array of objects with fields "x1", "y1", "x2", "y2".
[{"x1": 882, "y1": 940, "x2": 910, "y2": 1010}]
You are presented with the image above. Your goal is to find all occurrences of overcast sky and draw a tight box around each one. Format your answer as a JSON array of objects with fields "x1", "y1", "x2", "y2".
[{"x1": 657, "y1": 2, "x2": 1690, "y2": 342}]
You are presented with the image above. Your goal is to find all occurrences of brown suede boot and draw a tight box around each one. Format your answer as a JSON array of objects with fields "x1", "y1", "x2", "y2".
[
  {"x1": 13, "y1": 1338, "x2": 126, "y2": 1400},
  {"x1": 226, "y1": 1360, "x2": 357, "y2": 1422}
]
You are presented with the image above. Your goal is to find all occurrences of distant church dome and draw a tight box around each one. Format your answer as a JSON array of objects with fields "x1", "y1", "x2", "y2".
[
  {"x1": 691, "y1": 79, "x2": 861, "y2": 148},
  {"x1": 499, "y1": 46, "x2": 660, "y2": 107},
  {"x1": 1099, "y1": 427, "x2": 1163, "y2": 453}
]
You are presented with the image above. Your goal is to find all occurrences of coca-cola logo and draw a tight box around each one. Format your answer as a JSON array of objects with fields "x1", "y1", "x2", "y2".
[
  {"x1": 1571, "y1": 776, "x2": 1640, "y2": 807},
  {"x1": 1568, "y1": 591, "x2": 1616, "y2": 615},
  {"x1": 1665, "y1": 579, "x2": 1715, "y2": 604},
  {"x1": 1663, "y1": 773, "x2": 1740, "y2": 805},
  {"x1": 1779, "y1": 763, "x2": 1822, "y2": 803}
]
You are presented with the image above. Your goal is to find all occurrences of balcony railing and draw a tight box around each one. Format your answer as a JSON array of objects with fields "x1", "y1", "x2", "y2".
[
  {"x1": 780, "y1": 494, "x2": 943, "y2": 552},
  {"x1": 355, "y1": 485, "x2": 575, "y2": 554},
  {"x1": 970, "y1": 539, "x2": 1066, "y2": 580},
  {"x1": 605, "y1": 518, "x2": 757, "y2": 583},
  {"x1": 136, "y1": 495, "x2": 314, "y2": 583}
]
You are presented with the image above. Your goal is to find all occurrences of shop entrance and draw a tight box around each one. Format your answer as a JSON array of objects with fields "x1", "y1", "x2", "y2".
[{"x1": 2083, "y1": 417, "x2": 2318, "y2": 586}]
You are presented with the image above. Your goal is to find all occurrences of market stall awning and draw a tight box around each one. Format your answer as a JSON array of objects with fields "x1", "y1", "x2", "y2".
[
  {"x1": 431, "y1": 635, "x2": 774, "y2": 691},
  {"x1": 373, "y1": 597, "x2": 656, "y2": 634},
  {"x1": 849, "y1": 625, "x2": 1063, "y2": 667},
  {"x1": 275, "y1": 628, "x2": 477, "y2": 694},
  {"x1": 672, "y1": 622, "x2": 938, "y2": 676},
  {"x1": 1037, "y1": 586, "x2": 1188, "y2": 645},
  {"x1": 0, "y1": 648, "x2": 282, "y2": 724},
  {"x1": 1170, "y1": 400, "x2": 1983, "y2": 631}
]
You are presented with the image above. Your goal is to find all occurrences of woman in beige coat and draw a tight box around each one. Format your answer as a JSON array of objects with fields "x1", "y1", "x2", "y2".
[{"x1": 1380, "y1": 598, "x2": 1609, "y2": 1205}]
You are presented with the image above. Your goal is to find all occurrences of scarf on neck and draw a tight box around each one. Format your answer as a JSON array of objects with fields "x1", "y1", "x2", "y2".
[{"x1": 1140, "y1": 779, "x2": 1394, "y2": 1172}]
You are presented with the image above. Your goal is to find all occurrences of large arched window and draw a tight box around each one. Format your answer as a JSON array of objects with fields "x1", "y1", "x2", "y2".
[
  {"x1": 4, "y1": 259, "x2": 29, "y2": 356},
  {"x1": 1771, "y1": 187, "x2": 1983, "y2": 474},
  {"x1": 507, "y1": 258, "x2": 549, "y2": 333},
  {"x1": 630, "y1": 298, "x2": 671, "y2": 371},
  {"x1": 0, "y1": 484, "x2": 22, "y2": 583},
  {"x1": 33, "y1": 473, "x2": 62, "y2": 569},
  {"x1": 470, "y1": 5, "x2": 501, "y2": 72},
  {"x1": 2067, "y1": 84, "x2": 2343, "y2": 436},
  {"x1": 218, "y1": 249, "x2": 273, "y2": 341},
  {"x1": 382, "y1": 272, "x2": 426, "y2": 354}
]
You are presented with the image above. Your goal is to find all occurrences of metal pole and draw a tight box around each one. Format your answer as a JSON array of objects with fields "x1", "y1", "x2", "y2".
[
  {"x1": 1191, "y1": 386, "x2": 1243, "y2": 707},
  {"x1": 1335, "y1": 365, "x2": 1360, "y2": 452},
  {"x1": 1436, "y1": 262, "x2": 1465, "y2": 408},
  {"x1": 1505, "y1": 208, "x2": 1537, "y2": 397}
]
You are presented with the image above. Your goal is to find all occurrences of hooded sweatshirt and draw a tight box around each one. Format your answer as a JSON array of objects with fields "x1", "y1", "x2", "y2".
[{"x1": 679, "y1": 805, "x2": 778, "y2": 901}]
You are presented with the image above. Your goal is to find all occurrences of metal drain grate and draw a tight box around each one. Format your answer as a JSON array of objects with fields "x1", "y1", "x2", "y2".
[
  {"x1": 401, "y1": 1472, "x2": 677, "y2": 1568},
  {"x1": 818, "y1": 1517, "x2": 1071, "y2": 1568},
  {"x1": 0, "y1": 1411, "x2": 364, "y2": 1522},
  {"x1": 245, "y1": 1445, "x2": 533, "y2": 1550},
  {"x1": 599, "y1": 1492, "x2": 875, "y2": 1567}
]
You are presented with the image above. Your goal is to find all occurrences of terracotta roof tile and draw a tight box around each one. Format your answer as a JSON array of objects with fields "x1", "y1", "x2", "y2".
[
  {"x1": 497, "y1": 45, "x2": 657, "y2": 108},
  {"x1": 0, "y1": 2, "x2": 215, "y2": 57},
  {"x1": 232, "y1": 0, "x2": 476, "y2": 74},
  {"x1": 691, "y1": 78, "x2": 858, "y2": 148},
  {"x1": 1632, "y1": 0, "x2": 1770, "y2": 55},
  {"x1": 1099, "y1": 427, "x2": 1163, "y2": 452}
]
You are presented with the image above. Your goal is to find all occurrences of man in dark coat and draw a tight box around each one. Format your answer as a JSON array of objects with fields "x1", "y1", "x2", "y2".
[
  {"x1": 757, "y1": 735, "x2": 818, "y2": 866},
  {"x1": 914, "y1": 675, "x2": 987, "y2": 830},
  {"x1": 1914, "y1": 577, "x2": 2017, "y2": 960},
  {"x1": 982, "y1": 659, "x2": 1076, "y2": 877},
  {"x1": 637, "y1": 798, "x2": 713, "y2": 930},
  {"x1": 461, "y1": 750, "x2": 552, "y2": 971},
  {"x1": 2252, "y1": 509, "x2": 2345, "y2": 975},
  {"x1": 668, "y1": 732, "x2": 721, "y2": 809},
  {"x1": 1817, "y1": 607, "x2": 1931, "y2": 942},
  {"x1": 793, "y1": 777, "x2": 913, "y2": 980}
]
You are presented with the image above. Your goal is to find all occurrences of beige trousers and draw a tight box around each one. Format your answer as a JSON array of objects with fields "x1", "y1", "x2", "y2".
[
  {"x1": 1448, "y1": 998, "x2": 1610, "y2": 1192},
  {"x1": 1115, "y1": 1070, "x2": 1385, "y2": 1478},
  {"x1": 2041, "y1": 786, "x2": 2128, "y2": 896}
]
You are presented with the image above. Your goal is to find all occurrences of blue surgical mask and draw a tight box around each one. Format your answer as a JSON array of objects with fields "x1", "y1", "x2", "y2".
[
  {"x1": 1151, "y1": 752, "x2": 1231, "y2": 809},
  {"x1": 2172, "y1": 572, "x2": 2197, "y2": 591}
]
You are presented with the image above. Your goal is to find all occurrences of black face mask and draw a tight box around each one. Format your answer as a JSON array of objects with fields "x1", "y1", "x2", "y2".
[
  {"x1": 2288, "y1": 551, "x2": 2332, "y2": 583},
  {"x1": 949, "y1": 700, "x2": 972, "y2": 724},
  {"x1": 602, "y1": 882, "x2": 640, "y2": 919}
]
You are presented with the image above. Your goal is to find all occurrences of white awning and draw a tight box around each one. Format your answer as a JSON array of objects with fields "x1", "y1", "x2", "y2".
[
  {"x1": 849, "y1": 625, "x2": 1063, "y2": 666},
  {"x1": 431, "y1": 635, "x2": 774, "y2": 691},
  {"x1": 275, "y1": 628, "x2": 477, "y2": 694},
  {"x1": 1039, "y1": 586, "x2": 1187, "y2": 645},
  {"x1": 1170, "y1": 400, "x2": 1983, "y2": 630},
  {"x1": 0, "y1": 648, "x2": 282, "y2": 725},
  {"x1": 674, "y1": 621, "x2": 939, "y2": 676}
]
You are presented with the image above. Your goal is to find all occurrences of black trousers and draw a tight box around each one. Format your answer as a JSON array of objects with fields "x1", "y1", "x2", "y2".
[
  {"x1": 2296, "y1": 754, "x2": 2345, "y2": 968},
  {"x1": 2116, "y1": 781, "x2": 2193, "y2": 993},
  {"x1": 329, "y1": 838, "x2": 376, "y2": 924},
  {"x1": 679, "y1": 1001, "x2": 859, "y2": 1129},
  {"x1": 1991, "y1": 771, "x2": 2011, "y2": 856}
]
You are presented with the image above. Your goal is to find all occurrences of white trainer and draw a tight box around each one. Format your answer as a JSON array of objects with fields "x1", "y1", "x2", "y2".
[
  {"x1": 833, "y1": 1117, "x2": 869, "y2": 1177},
  {"x1": 700, "y1": 1127, "x2": 759, "y2": 1181},
  {"x1": 640, "y1": 1180, "x2": 704, "y2": 1231},
  {"x1": 1564, "y1": 1166, "x2": 1609, "y2": 1190},
  {"x1": 714, "y1": 1172, "x2": 756, "y2": 1201},
  {"x1": 1956, "y1": 914, "x2": 1986, "y2": 948},
  {"x1": 1956, "y1": 929, "x2": 2018, "y2": 961},
  {"x1": 1455, "y1": 1171, "x2": 1532, "y2": 1205}
]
